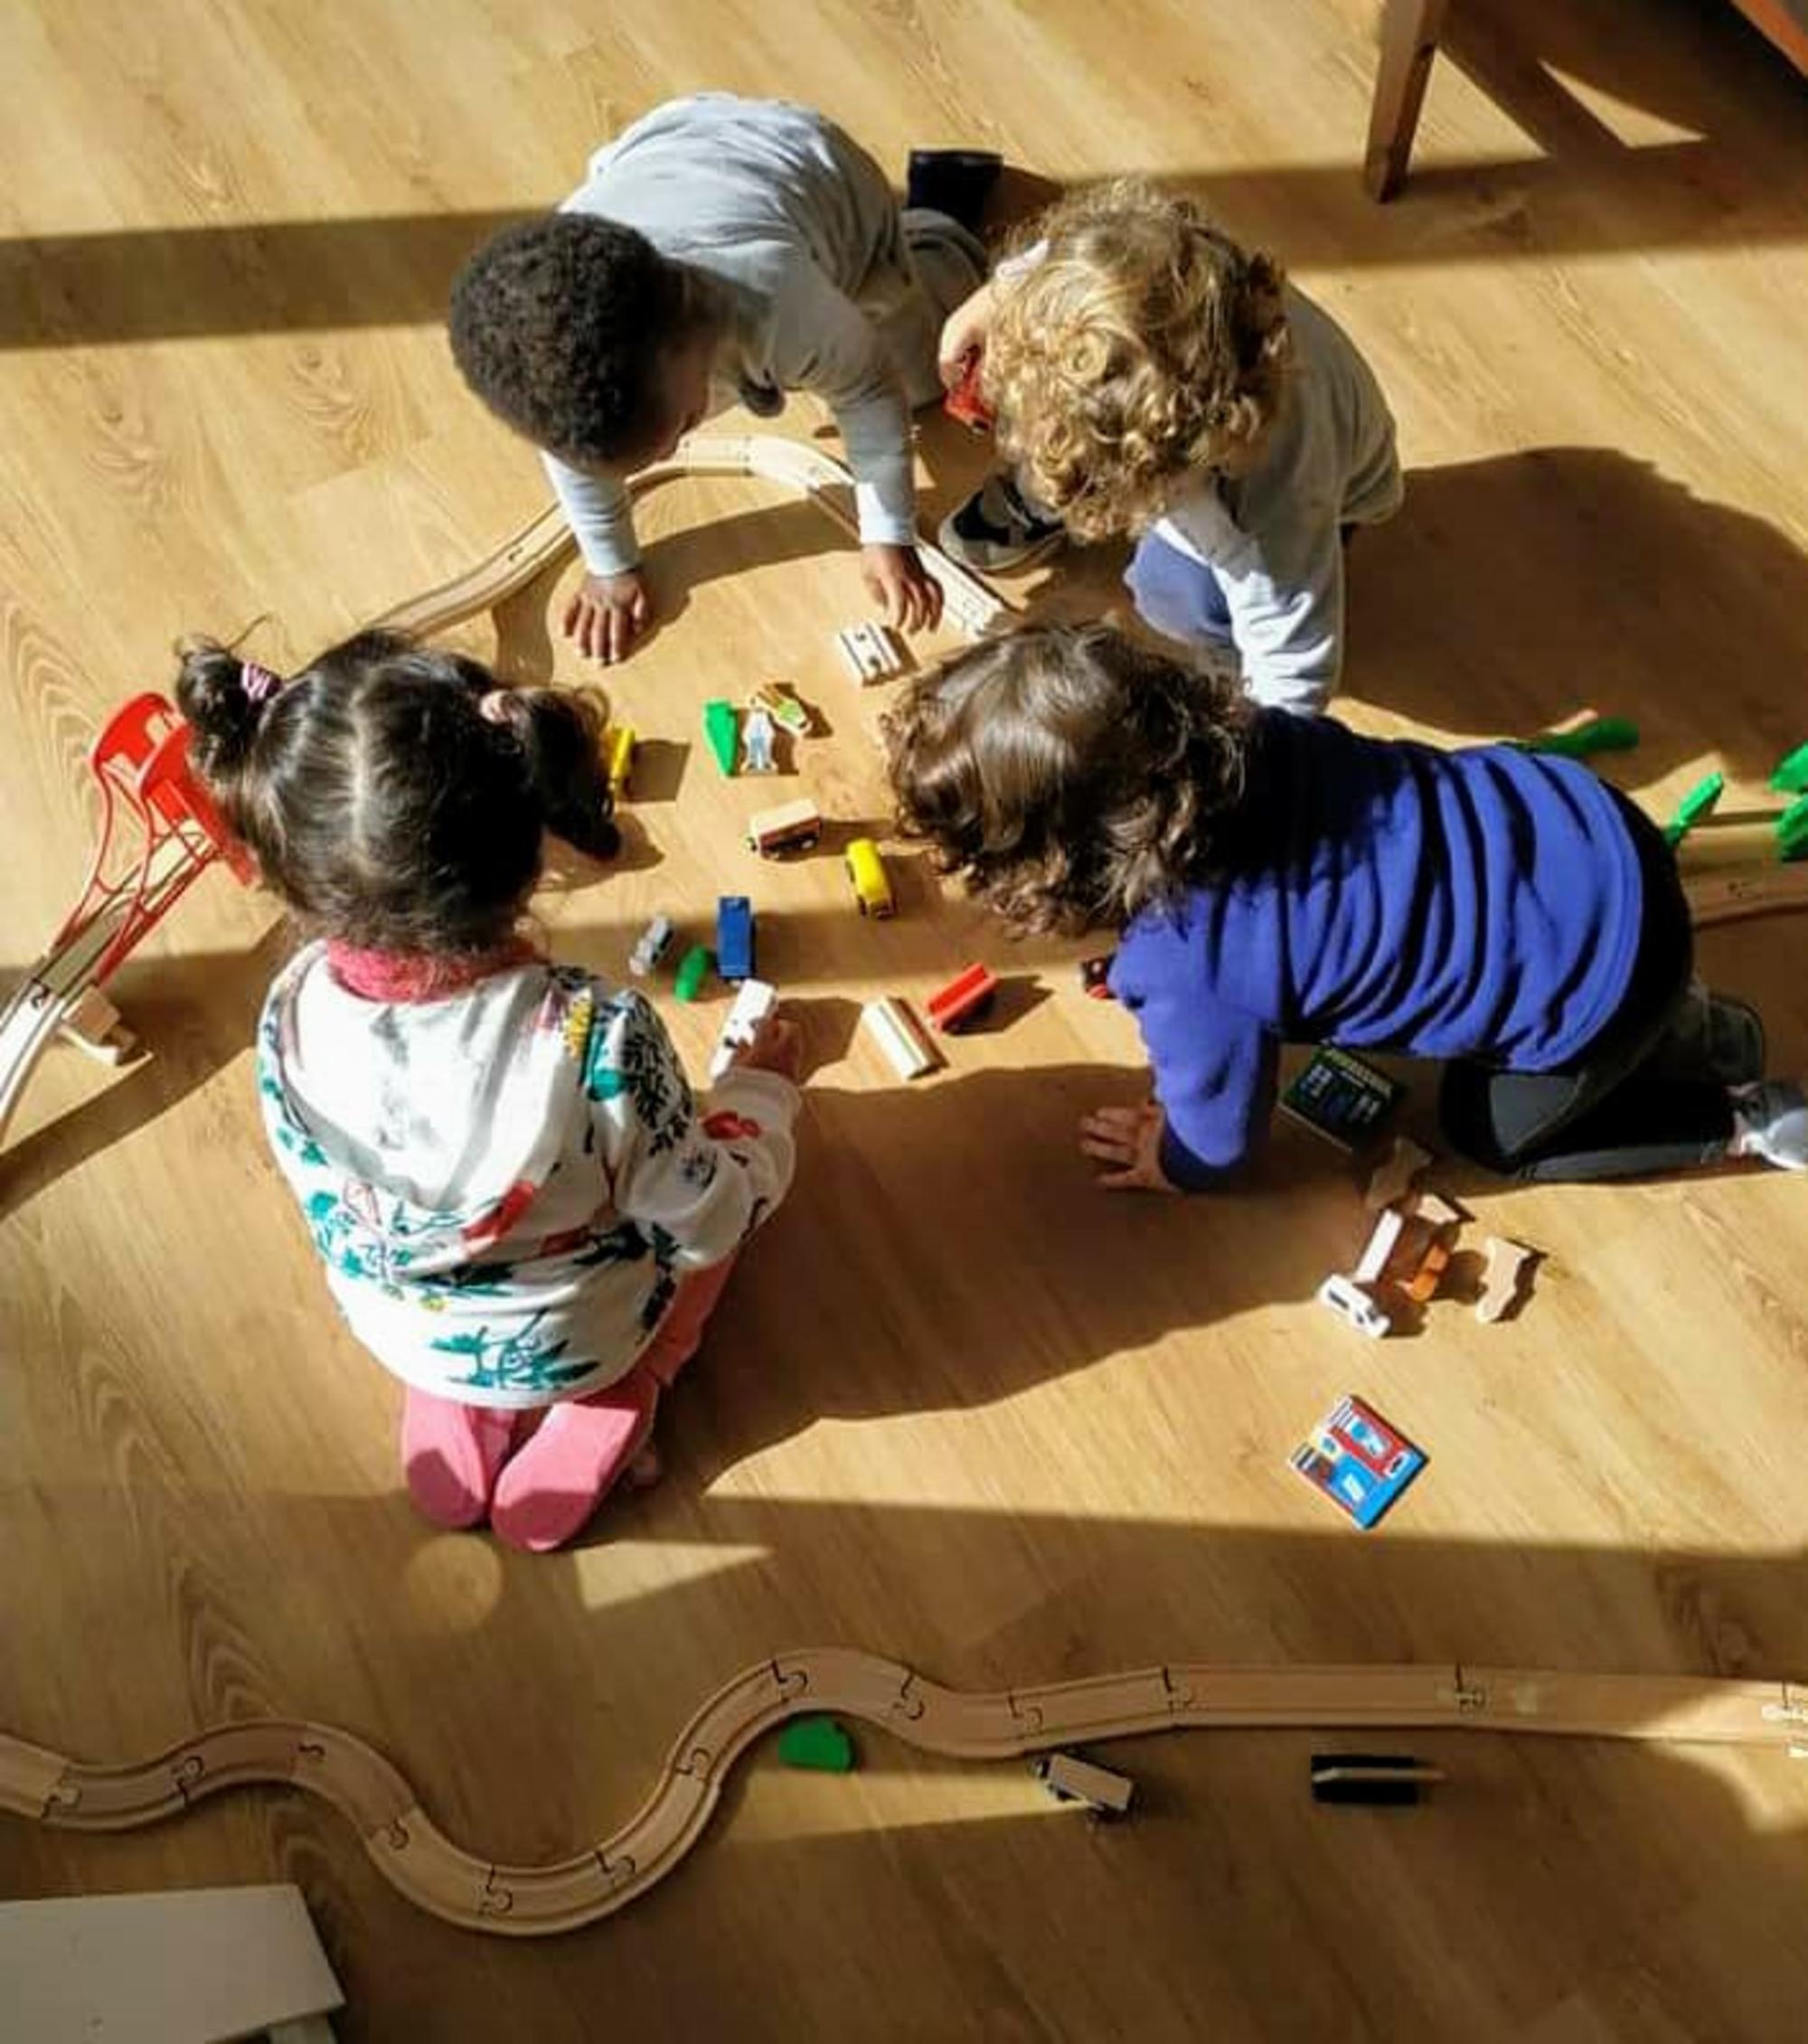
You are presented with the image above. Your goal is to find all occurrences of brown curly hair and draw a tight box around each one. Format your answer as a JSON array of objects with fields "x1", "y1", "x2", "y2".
[
  {"x1": 882, "y1": 623, "x2": 1253, "y2": 937},
  {"x1": 984, "y1": 180, "x2": 1290, "y2": 542}
]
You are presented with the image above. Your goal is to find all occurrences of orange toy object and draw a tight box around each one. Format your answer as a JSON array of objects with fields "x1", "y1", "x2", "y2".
[{"x1": 5, "y1": 1652, "x2": 1805, "y2": 1937}]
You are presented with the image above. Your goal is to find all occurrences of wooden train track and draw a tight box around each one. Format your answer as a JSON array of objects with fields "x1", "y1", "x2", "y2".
[
  {"x1": 5, "y1": 1651, "x2": 1803, "y2": 1937},
  {"x1": 368, "y1": 432, "x2": 1014, "y2": 643}
]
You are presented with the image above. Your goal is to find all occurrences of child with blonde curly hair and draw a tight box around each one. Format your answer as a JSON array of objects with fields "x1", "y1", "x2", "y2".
[{"x1": 938, "y1": 181, "x2": 1401, "y2": 714}]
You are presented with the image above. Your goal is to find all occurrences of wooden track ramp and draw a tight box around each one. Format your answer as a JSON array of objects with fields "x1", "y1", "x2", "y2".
[{"x1": 5, "y1": 1651, "x2": 1804, "y2": 1937}]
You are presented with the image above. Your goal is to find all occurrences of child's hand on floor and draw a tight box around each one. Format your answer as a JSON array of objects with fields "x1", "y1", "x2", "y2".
[
  {"x1": 1079, "y1": 1103, "x2": 1178, "y2": 1193},
  {"x1": 564, "y1": 570, "x2": 653, "y2": 664},
  {"x1": 862, "y1": 543, "x2": 944, "y2": 635},
  {"x1": 735, "y1": 1014, "x2": 805, "y2": 1082}
]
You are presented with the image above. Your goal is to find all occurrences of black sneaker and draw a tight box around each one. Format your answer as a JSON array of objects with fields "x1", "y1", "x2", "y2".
[
  {"x1": 906, "y1": 149, "x2": 1003, "y2": 236},
  {"x1": 1649, "y1": 983, "x2": 1766, "y2": 1086},
  {"x1": 938, "y1": 474, "x2": 1066, "y2": 571}
]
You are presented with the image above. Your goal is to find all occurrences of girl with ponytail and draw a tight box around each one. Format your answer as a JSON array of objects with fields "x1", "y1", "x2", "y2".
[{"x1": 178, "y1": 633, "x2": 801, "y2": 1549}]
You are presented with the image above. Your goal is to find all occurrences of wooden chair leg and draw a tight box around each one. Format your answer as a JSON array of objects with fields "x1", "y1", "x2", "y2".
[{"x1": 1365, "y1": 0, "x2": 1451, "y2": 202}]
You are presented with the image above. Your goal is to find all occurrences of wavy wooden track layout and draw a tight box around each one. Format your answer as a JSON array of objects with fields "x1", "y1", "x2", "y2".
[{"x1": 5, "y1": 1651, "x2": 1804, "y2": 1936}]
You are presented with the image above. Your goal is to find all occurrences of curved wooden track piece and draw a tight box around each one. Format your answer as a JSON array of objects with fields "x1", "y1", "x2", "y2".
[
  {"x1": 1682, "y1": 861, "x2": 1808, "y2": 929},
  {"x1": 367, "y1": 434, "x2": 1013, "y2": 643},
  {"x1": 6, "y1": 1652, "x2": 1803, "y2": 1937}
]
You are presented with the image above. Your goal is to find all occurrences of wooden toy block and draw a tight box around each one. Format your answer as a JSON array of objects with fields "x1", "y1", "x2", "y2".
[
  {"x1": 746, "y1": 798, "x2": 823, "y2": 858},
  {"x1": 708, "y1": 979, "x2": 777, "y2": 1081},
  {"x1": 843, "y1": 837, "x2": 895, "y2": 918},
  {"x1": 1079, "y1": 954, "x2": 1116, "y2": 999},
  {"x1": 1476, "y1": 1237, "x2": 1536, "y2": 1323},
  {"x1": 749, "y1": 682, "x2": 813, "y2": 738},
  {"x1": 603, "y1": 722, "x2": 636, "y2": 796},
  {"x1": 861, "y1": 996, "x2": 937, "y2": 1080},
  {"x1": 945, "y1": 353, "x2": 995, "y2": 433},
  {"x1": 1413, "y1": 1190, "x2": 1464, "y2": 1231},
  {"x1": 1365, "y1": 1135, "x2": 1431, "y2": 1210},
  {"x1": 1403, "y1": 1239, "x2": 1452, "y2": 1305},
  {"x1": 57, "y1": 986, "x2": 137, "y2": 1066},
  {"x1": 926, "y1": 962, "x2": 998, "y2": 1032},
  {"x1": 1316, "y1": 1274, "x2": 1391, "y2": 1339},
  {"x1": 1292, "y1": 1393, "x2": 1426, "y2": 1528},
  {"x1": 628, "y1": 914, "x2": 674, "y2": 978},
  {"x1": 834, "y1": 622, "x2": 903, "y2": 684},
  {"x1": 1032, "y1": 1751, "x2": 1135, "y2": 1818},
  {"x1": 673, "y1": 945, "x2": 711, "y2": 1003},
  {"x1": 702, "y1": 700, "x2": 739, "y2": 776},
  {"x1": 1352, "y1": 1208, "x2": 1406, "y2": 1286},
  {"x1": 716, "y1": 897, "x2": 755, "y2": 983}
]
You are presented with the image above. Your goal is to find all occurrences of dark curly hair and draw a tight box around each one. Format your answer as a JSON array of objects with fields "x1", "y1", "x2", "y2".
[
  {"x1": 448, "y1": 213, "x2": 718, "y2": 467},
  {"x1": 883, "y1": 623, "x2": 1252, "y2": 936},
  {"x1": 175, "y1": 632, "x2": 617, "y2": 956}
]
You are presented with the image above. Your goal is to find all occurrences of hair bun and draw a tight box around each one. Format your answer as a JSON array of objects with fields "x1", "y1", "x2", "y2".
[{"x1": 173, "y1": 636, "x2": 274, "y2": 780}]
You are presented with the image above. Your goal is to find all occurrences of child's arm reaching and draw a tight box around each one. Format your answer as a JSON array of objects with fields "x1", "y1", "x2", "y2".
[
  {"x1": 1097, "y1": 970, "x2": 1279, "y2": 1192},
  {"x1": 586, "y1": 989, "x2": 800, "y2": 1269},
  {"x1": 767, "y1": 267, "x2": 942, "y2": 634},
  {"x1": 542, "y1": 457, "x2": 652, "y2": 664}
]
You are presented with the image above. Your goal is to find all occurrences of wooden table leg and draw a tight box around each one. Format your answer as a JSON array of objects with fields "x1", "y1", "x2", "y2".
[{"x1": 1365, "y1": 0, "x2": 1451, "y2": 202}]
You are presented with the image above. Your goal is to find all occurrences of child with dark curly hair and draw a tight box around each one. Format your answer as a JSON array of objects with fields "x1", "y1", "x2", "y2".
[
  {"x1": 177, "y1": 633, "x2": 801, "y2": 1549},
  {"x1": 885, "y1": 623, "x2": 1806, "y2": 1191},
  {"x1": 937, "y1": 182, "x2": 1400, "y2": 714},
  {"x1": 450, "y1": 93, "x2": 992, "y2": 664}
]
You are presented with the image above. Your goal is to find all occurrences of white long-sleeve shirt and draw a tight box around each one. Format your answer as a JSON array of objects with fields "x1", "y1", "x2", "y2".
[
  {"x1": 256, "y1": 946, "x2": 798, "y2": 1408},
  {"x1": 1151, "y1": 284, "x2": 1402, "y2": 713},
  {"x1": 549, "y1": 93, "x2": 924, "y2": 576}
]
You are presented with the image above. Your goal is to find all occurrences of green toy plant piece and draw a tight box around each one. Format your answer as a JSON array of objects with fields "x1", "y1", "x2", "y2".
[
  {"x1": 1662, "y1": 770, "x2": 1725, "y2": 849},
  {"x1": 1519, "y1": 715, "x2": 1642, "y2": 760},
  {"x1": 1771, "y1": 743, "x2": 1808, "y2": 796},
  {"x1": 703, "y1": 699, "x2": 739, "y2": 777},
  {"x1": 1778, "y1": 795, "x2": 1808, "y2": 862},
  {"x1": 673, "y1": 945, "x2": 713, "y2": 1003},
  {"x1": 777, "y1": 1715, "x2": 856, "y2": 1773}
]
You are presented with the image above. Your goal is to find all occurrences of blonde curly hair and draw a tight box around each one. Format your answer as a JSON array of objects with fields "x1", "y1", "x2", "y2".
[{"x1": 984, "y1": 180, "x2": 1291, "y2": 542}]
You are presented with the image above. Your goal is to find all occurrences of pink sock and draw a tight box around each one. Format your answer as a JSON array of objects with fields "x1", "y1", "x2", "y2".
[
  {"x1": 489, "y1": 1367, "x2": 661, "y2": 1552},
  {"x1": 401, "y1": 1389, "x2": 520, "y2": 1530}
]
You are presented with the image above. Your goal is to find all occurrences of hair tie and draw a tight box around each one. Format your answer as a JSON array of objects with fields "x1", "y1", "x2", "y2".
[{"x1": 240, "y1": 661, "x2": 283, "y2": 704}]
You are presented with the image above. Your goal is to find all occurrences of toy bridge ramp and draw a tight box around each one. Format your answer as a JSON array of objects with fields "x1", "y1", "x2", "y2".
[
  {"x1": 5, "y1": 1650, "x2": 1803, "y2": 1938},
  {"x1": 0, "y1": 692, "x2": 249, "y2": 1151}
]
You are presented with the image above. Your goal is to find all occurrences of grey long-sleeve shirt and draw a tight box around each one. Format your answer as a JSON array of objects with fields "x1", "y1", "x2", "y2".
[{"x1": 549, "y1": 94, "x2": 922, "y2": 576}]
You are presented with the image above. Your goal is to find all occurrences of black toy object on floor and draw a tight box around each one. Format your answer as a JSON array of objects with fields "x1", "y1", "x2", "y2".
[{"x1": 906, "y1": 147, "x2": 1003, "y2": 234}]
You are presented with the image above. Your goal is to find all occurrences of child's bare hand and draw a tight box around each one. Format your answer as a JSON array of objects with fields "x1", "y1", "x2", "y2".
[
  {"x1": 862, "y1": 543, "x2": 943, "y2": 636},
  {"x1": 736, "y1": 1015, "x2": 804, "y2": 1083},
  {"x1": 937, "y1": 282, "x2": 996, "y2": 388},
  {"x1": 1078, "y1": 1103, "x2": 1178, "y2": 1193},
  {"x1": 563, "y1": 570, "x2": 652, "y2": 665}
]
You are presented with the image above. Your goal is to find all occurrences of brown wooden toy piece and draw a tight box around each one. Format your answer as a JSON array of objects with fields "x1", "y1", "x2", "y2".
[
  {"x1": 1364, "y1": 1136, "x2": 1431, "y2": 1211},
  {"x1": 1476, "y1": 1237, "x2": 1536, "y2": 1323},
  {"x1": 6, "y1": 1653, "x2": 1805, "y2": 1939}
]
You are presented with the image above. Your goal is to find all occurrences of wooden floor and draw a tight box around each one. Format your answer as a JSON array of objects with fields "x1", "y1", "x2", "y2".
[{"x1": 5, "y1": 1, "x2": 1808, "y2": 2036}]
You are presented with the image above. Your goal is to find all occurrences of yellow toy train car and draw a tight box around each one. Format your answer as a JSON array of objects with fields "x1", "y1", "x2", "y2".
[{"x1": 843, "y1": 837, "x2": 895, "y2": 918}]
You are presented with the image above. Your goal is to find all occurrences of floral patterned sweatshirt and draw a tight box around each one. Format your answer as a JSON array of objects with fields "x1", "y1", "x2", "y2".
[{"x1": 256, "y1": 945, "x2": 799, "y2": 1408}]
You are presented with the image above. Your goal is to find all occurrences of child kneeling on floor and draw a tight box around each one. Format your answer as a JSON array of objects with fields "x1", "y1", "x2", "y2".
[
  {"x1": 884, "y1": 623, "x2": 1806, "y2": 1191},
  {"x1": 937, "y1": 180, "x2": 1400, "y2": 714},
  {"x1": 177, "y1": 633, "x2": 801, "y2": 1549}
]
